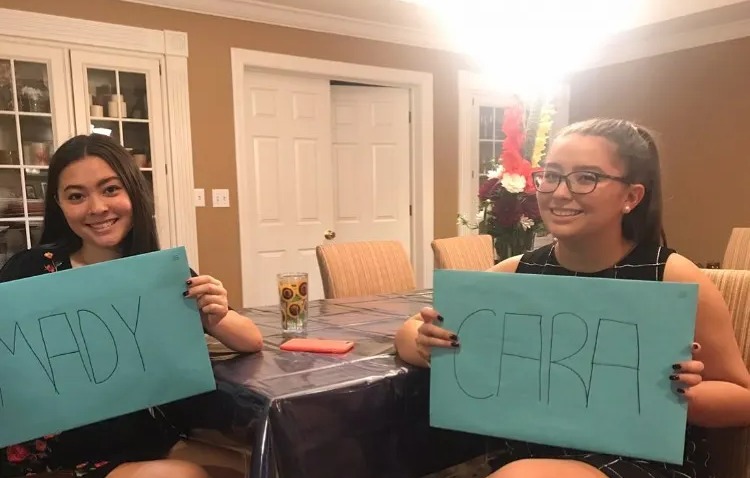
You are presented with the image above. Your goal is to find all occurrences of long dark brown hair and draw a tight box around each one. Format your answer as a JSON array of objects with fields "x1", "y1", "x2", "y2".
[
  {"x1": 554, "y1": 118, "x2": 667, "y2": 246},
  {"x1": 40, "y1": 134, "x2": 159, "y2": 256}
]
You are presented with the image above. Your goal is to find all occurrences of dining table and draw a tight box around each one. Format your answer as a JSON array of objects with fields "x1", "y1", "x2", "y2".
[{"x1": 169, "y1": 290, "x2": 494, "y2": 478}]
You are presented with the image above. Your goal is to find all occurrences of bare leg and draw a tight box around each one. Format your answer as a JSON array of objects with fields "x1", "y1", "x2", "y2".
[
  {"x1": 106, "y1": 459, "x2": 209, "y2": 478},
  {"x1": 489, "y1": 458, "x2": 608, "y2": 478}
]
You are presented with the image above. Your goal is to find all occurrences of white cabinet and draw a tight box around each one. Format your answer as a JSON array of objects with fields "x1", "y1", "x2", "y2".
[
  {"x1": 0, "y1": 41, "x2": 73, "y2": 266},
  {"x1": 0, "y1": 11, "x2": 197, "y2": 270},
  {"x1": 70, "y1": 51, "x2": 171, "y2": 246}
]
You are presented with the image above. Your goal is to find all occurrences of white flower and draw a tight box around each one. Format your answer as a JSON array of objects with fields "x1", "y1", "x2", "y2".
[
  {"x1": 21, "y1": 86, "x2": 42, "y2": 100},
  {"x1": 501, "y1": 173, "x2": 526, "y2": 194},
  {"x1": 476, "y1": 210, "x2": 485, "y2": 222},
  {"x1": 519, "y1": 215, "x2": 535, "y2": 230},
  {"x1": 487, "y1": 165, "x2": 504, "y2": 179}
]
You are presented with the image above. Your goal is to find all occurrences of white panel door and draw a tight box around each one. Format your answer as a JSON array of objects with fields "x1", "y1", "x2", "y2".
[
  {"x1": 241, "y1": 72, "x2": 332, "y2": 306},
  {"x1": 331, "y1": 85, "x2": 411, "y2": 253}
]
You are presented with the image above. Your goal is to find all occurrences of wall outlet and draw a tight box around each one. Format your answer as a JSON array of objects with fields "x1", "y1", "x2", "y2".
[
  {"x1": 194, "y1": 188, "x2": 205, "y2": 207},
  {"x1": 212, "y1": 189, "x2": 230, "y2": 208}
]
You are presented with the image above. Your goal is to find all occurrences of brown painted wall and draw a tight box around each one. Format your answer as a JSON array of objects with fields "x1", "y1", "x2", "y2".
[
  {"x1": 0, "y1": 0, "x2": 470, "y2": 303},
  {"x1": 569, "y1": 38, "x2": 750, "y2": 265}
]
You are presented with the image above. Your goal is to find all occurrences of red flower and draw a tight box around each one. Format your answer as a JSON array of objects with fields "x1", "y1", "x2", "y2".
[
  {"x1": 44, "y1": 264, "x2": 55, "y2": 273},
  {"x1": 521, "y1": 194, "x2": 541, "y2": 220},
  {"x1": 34, "y1": 440, "x2": 47, "y2": 452},
  {"x1": 478, "y1": 177, "x2": 500, "y2": 201},
  {"x1": 492, "y1": 193, "x2": 523, "y2": 227},
  {"x1": 525, "y1": 166, "x2": 543, "y2": 194},
  {"x1": 7, "y1": 444, "x2": 30, "y2": 463}
]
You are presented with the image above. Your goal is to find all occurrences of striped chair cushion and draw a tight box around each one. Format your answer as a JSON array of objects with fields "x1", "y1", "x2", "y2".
[
  {"x1": 316, "y1": 240, "x2": 416, "y2": 299},
  {"x1": 431, "y1": 235, "x2": 495, "y2": 271}
]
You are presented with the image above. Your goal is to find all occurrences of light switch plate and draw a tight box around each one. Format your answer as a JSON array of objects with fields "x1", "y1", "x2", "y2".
[
  {"x1": 212, "y1": 189, "x2": 230, "y2": 208},
  {"x1": 194, "y1": 188, "x2": 205, "y2": 207}
]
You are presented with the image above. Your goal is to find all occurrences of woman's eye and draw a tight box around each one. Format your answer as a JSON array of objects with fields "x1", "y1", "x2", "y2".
[
  {"x1": 576, "y1": 173, "x2": 598, "y2": 184},
  {"x1": 67, "y1": 193, "x2": 84, "y2": 202},
  {"x1": 103, "y1": 185, "x2": 121, "y2": 195}
]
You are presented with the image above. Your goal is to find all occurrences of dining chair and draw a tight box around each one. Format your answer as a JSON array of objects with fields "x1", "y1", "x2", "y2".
[
  {"x1": 723, "y1": 228, "x2": 750, "y2": 270},
  {"x1": 431, "y1": 234, "x2": 495, "y2": 271},
  {"x1": 315, "y1": 240, "x2": 416, "y2": 299},
  {"x1": 702, "y1": 268, "x2": 750, "y2": 478}
]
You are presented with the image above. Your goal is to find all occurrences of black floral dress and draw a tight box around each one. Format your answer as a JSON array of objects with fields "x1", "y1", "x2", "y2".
[{"x1": 0, "y1": 244, "x2": 184, "y2": 477}]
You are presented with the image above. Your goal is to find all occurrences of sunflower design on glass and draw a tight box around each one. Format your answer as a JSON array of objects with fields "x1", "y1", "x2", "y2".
[{"x1": 278, "y1": 278, "x2": 308, "y2": 331}]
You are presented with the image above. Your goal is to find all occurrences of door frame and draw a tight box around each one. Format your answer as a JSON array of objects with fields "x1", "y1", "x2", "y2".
[
  {"x1": 457, "y1": 70, "x2": 570, "y2": 236},
  {"x1": 0, "y1": 7, "x2": 199, "y2": 270},
  {"x1": 231, "y1": 48, "x2": 434, "y2": 307}
]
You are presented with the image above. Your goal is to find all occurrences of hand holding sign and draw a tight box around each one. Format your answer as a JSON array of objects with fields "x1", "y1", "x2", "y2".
[
  {"x1": 429, "y1": 270, "x2": 698, "y2": 464},
  {"x1": 671, "y1": 343, "x2": 704, "y2": 396},
  {"x1": 185, "y1": 275, "x2": 229, "y2": 327},
  {"x1": 415, "y1": 307, "x2": 459, "y2": 364}
]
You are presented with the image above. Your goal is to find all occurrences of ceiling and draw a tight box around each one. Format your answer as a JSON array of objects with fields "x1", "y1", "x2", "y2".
[{"x1": 121, "y1": 0, "x2": 750, "y2": 68}]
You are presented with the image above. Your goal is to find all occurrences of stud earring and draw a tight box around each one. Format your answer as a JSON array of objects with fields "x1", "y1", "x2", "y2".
[{"x1": 623, "y1": 206, "x2": 631, "y2": 213}]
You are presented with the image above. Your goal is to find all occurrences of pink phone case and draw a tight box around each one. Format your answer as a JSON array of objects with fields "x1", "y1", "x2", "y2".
[{"x1": 280, "y1": 338, "x2": 355, "y2": 354}]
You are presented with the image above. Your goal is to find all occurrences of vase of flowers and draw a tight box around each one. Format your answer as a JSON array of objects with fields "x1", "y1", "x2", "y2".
[{"x1": 458, "y1": 98, "x2": 555, "y2": 261}]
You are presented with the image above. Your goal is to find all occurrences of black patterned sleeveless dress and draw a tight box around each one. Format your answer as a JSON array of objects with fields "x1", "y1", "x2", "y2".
[{"x1": 487, "y1": 242, "x2": 715, "y2": 478}]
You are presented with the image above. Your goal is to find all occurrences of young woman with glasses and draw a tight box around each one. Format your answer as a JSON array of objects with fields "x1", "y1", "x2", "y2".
[{"x1": 395, "y1": 119, "x2": 748, "y2": 478}]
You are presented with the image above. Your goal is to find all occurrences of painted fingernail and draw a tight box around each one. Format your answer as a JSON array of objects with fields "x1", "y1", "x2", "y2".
[
  {"x1": 451, "y1": 341, "x2": 460, "y2": 348},
  {"x1": 677, "y1": 388, "x2": 685, "y2": 394},
  {"x1": 449, "y1": 334, "x2": 458, "y2": 341},
  {"x1": 182, "y1": 290, "x2": 189, "y2": 297},
  {"x1": 186, "y1": 279, "x2": 192, "y2": 285},
  {"x1": 669, "y1": 374, "x2": 679, "y2": 381},
  {"x1": 437, "y1": 315, "x2": 445, "y2": 322},
  {"x1": 672, "y1": 364, "x2": 681, "y2": 371}
]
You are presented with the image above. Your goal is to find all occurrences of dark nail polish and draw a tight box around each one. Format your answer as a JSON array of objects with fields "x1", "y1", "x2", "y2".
[
  {"x1": 182, "y1": 290, "x2": 189, "y2": 297},
  {"x1": 186, "y1": 279, "x2": 192, "y2": 285},
  {"x1": 672, "y1": 364, "x2": 681, "y2": 371},
  {"x1": 677, "y1": 388, "x2": 685, "y2": 394},
  {"x1": 451, "y1": 341, "x2": 460, "y2": 348},
  {"x1": 449, "y1": 334, "x2": 458, "y2": 341},
  {"x1": 437, "y1": 315, "x2": 444, "y2": 322},
  {"x1": 669, "y1": 374, "x2": 679, "y2": 381}
]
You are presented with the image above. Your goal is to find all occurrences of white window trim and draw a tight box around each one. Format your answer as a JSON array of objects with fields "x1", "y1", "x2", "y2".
[
  {"x1": 457, "y1": 70, "x2": 570, "y2": 236},
  {"x1": 231, "y1": 48, "x2": 434, "y2": 305},
  {"x1": 0, "y1": 7, "x2": 199, "y2": 270}
]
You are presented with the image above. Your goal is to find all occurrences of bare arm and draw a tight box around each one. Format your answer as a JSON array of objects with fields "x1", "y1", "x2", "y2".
[
  {"x1": 665, "y1": 253, "x2": 750, "y2": 426},
  {"x1": 203, "y1": 310, "x2": 264, "y2": 354},
  {"x1": 394, "y1": 255, "x2": 522, "y2": 367}
]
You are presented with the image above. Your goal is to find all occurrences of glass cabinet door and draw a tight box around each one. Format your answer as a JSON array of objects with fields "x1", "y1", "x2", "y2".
[
  {"x1": 0, "y1": 42, "x2": 71, "y2": 269},
  {"x1": 69, "y1": 51, "x2": 170, "y2": 248}
]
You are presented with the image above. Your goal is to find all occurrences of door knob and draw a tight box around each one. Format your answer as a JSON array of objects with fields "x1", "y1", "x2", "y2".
[{"x1": 324, "y1": 230, "x2": 336, "y2": 240}]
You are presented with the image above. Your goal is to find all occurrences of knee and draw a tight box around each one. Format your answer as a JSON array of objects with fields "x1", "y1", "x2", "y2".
[
  {"x1": 488, "y1": 459, "x2": 539, "y2": 478},
  {"x1": 112, "y1": 459, "x2": 209, "y2": 478},
  {"x1": 165, "y1": 460, "x2": 209, "y2": 478}
]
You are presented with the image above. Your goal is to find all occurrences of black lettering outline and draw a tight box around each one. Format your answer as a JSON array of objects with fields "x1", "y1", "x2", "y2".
[
  {"x1": 77, "y1": 309, "x2": 119, "y2": 384},
  {"x1": 0, "y1": 323, "x2": 58, "y2": 392},
  {"x1": 588, "y1": 319, "x2": 641, "y2": 413},
  {"x1": 111, "y1": 297, "x2": 145, "y2": 371},
  {"x1": 453, "y1": 308, "x2": 496, "y2": 399},
  {"x1": 497, "y1": 313, "x2": 543, "y2": 401},
  {"x1": 39, "y1": 313, "x2": 92, "y2": 390},
  {"x1": 548, "y1": 312, "x2": 590, "y2": 405}
]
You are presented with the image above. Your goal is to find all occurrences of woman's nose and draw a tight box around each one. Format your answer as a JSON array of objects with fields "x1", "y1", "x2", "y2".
[
  {"x1": 87, "y1": 195, "x2": 108, "y2": 214},
  {"x1": 551, "y1": 178, "x2": 573, "y2": 199}
]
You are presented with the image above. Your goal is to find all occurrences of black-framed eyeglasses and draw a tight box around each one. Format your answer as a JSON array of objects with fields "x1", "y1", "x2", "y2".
[{"x1": 531, "y1": 170, "x2": 630, "y2": 195}]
